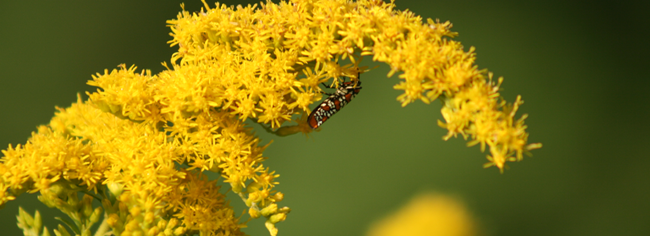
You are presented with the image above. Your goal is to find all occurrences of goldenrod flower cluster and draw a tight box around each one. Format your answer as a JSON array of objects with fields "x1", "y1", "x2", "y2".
[{"x1": 1, "y1": 0, "x2": 540, "y2": 235}]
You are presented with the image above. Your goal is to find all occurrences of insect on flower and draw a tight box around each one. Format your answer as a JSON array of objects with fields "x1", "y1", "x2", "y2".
[{"x1": 307, "y1": 73, "x2": 362, "y2": 129}]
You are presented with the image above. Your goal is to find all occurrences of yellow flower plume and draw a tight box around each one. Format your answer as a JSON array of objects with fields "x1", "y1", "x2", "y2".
[{"x1": 1, "y1": 0, "x2": 541, "y2": 235}]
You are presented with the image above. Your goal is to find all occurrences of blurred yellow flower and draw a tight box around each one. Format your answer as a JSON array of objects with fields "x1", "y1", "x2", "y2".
[{"x1": 367, "y1": 193, "x2": 478, "y2": 236}]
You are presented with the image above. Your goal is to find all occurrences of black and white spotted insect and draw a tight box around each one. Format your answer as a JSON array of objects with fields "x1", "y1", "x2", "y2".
[{"x1": 307, "y1": 73, "x2": 362, "y2": 129}]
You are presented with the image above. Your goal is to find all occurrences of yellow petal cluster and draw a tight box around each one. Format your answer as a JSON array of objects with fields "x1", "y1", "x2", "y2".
[
  {"x1": 3, "y1": 97, "x2": 248, "y2": 235},
  {"x1": 165, "y1": 0, "x2": 539, "y2": 170},
  {"x1": 1, "y1": 0, "x2": 541, "y2": 235}
]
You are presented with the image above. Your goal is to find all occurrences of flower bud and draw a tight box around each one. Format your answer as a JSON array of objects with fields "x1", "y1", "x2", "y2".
[
  {"x1": 271, "y1": 192, "x2": 284, "y2": 202},
  {"x1": 107, "y1": 182, "x2": 124, "y2": 197},
  {"x1": 173, "y1": 226, "x2": 186, "y2": 235},
  {"x1": 260, "y1": 203, "x2": 278, "y2": 217},
  {"x1": 249, "y1": 206, "x2": 261, "y2": 218},
  {"x1": 269, "y1": 212, "x2": 287, "y2": 224},
  {"x1": 56, "y1": 224, "x2": 72, "y2": 236},
  {"x1": 90, "y1": 207, "x2": 103, "y2": 224}
]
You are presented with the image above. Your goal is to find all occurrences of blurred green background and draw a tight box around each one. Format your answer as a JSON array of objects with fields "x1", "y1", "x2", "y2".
[{"x1": 1, "y1": 0, "x2": 648, "y2": 235}]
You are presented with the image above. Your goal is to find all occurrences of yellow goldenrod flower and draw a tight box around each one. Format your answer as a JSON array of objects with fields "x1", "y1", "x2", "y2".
[
  {"x1": 1, "y1": 0, "x2": 540, "y2": 235},
  {"x1": 367, "y1": 192, "x2": 478, "y2": 236}
]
